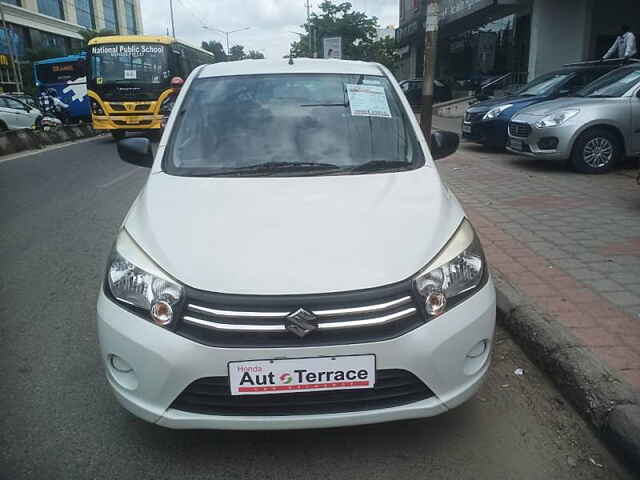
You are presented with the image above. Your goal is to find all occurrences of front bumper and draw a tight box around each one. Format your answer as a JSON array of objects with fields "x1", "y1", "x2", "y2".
[
  {"x1": 97, "y1": 280, "x2": 496, "y2": 430},
  {"x1": 505, "y1": 115, "x2": 576, "y2": 160},
  {"x1": 92, "y1": 115, "x2": 163, "y2": 131},
  {"x1": 462, "y1": 119, "x2": 508, "y2": 147}
]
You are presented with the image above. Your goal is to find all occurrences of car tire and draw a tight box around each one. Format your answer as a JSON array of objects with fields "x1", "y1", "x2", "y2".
[
  {"x1": 111, "y1": 130, "x2": 126, "y2": 141},
  {"x1": 0, "y1": 121, "x2": 7, "y2": 132},
  {"x1": 571, "y1": 128, "x2": 621, "y2": 174}
]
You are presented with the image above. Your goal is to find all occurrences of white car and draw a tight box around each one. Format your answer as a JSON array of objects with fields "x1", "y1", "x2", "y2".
[
  {"x1": 98, "y1": 58, "x2": 496, "y2": 430},
  {"x1": 0, "y1": 95, "x2": 42, "y2": 130}
]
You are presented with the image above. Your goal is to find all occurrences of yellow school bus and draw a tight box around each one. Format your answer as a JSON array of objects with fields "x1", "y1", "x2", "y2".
[{"x1": 87, "y1": 35, "x2": 214, "y2": 139}]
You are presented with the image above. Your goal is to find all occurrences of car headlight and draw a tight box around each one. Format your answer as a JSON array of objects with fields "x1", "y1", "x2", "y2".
[
  {"x1": 413, "y1": 219, "x2": 485, "y2": 316},
  {"x1": 483, "y1": 104, "x2": 513, "y2": 121},
  {"x1": 535, "y1": 109, "x2": 580, "y2": 128},
  {"x1": 107, "y1": 230, "x2": 184, "y2": 327}
]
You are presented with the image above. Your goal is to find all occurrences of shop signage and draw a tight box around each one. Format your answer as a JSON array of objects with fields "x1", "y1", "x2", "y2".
[{"x1": 440, "y1": 0, "x2": 496, "y2": 24}]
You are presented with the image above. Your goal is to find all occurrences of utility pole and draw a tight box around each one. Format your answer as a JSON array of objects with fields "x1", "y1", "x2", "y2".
[
  {"x1": 305, "y1": 0, "x2": 313, "y2": 56},
  {"x1": 169, "y1": 0, "x2": 176, "y2": 37},
  {"x1": 420, "y1": 0, "x2": 439, "y2": 144},
  {"x1": 0, "y1": 3, "x2": 22, "y2": 92}
]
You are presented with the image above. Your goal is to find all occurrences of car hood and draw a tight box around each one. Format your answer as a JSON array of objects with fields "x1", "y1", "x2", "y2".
[
  {"x1": 124, "y1": 168, "x2": 464, "y2": 295},
  {"x1": 467, "y1": 95, "x2": 550, "y2": 113},
  {"x1": 514, "y1": 97, "x2": 622, "y2": 117}
]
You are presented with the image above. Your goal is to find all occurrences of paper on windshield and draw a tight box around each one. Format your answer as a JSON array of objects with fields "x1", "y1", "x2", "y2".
[
  {"x1": 346, "y1": 84, "x2": 392, "y2": 118},
  {"x1": 124, "y1": 70, "x2": 137, "y2": 80}
]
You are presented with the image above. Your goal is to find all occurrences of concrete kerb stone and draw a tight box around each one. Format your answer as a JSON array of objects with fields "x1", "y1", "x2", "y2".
[
  {"x1": 494, "y1": 272, "x2": 640, "y2": 469},
  {"x1": 0, "y1": 125, "x2": 100, "y2": 157}
]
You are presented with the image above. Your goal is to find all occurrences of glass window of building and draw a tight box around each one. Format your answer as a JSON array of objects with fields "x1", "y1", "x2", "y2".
[
  {"x1": 124, "y1": 0, "x2": 137, "y2": 34},
  {"x1": 38, "y1": 0, "x2": 65, "y2": 20},
  {"x1": 103, "y1": 0, "x2": 119, "y2": 33},
  {"x1": 3, "y1": 1, "x2": 21, "y2": 6},
  {"x1": 75, "y1": 0, "x2": 95, "y2": 29}
]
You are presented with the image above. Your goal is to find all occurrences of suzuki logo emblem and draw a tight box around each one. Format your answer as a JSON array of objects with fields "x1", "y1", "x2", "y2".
[{"x1": 284, "y1": 308, "x2": 318, "y2": 338}]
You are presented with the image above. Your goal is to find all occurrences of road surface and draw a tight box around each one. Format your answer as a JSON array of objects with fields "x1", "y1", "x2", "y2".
[{"x1": 0, "y1": 136, "x2": 634, "y2": 479}]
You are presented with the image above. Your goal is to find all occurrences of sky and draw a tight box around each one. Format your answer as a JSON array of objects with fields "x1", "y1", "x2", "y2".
[{"x1": 139, "y1": 0, "x2": 399, "y2": 58}]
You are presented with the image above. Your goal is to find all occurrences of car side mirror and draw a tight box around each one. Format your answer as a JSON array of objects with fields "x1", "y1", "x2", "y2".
[
  {"x1": 430, "y1": 131, "x2": 460, "y2": 160},
  {"x1": 117, "y1": 138, "x2": 154, "y2": 168}
]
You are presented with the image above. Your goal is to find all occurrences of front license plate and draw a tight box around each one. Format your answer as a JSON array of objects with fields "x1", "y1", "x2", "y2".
[
  {"x1": 228, "y1": 355, "x2": 376, "y2": 396},
  {"x1": 462, "y1": 124, "x2": 472, "y2": 134},
  {"x1": 125, "y1": 118, "x2": 139, "y2": 124},
  {"x1": 509, "y1": 138, "x2": 524, "y2": 151}
]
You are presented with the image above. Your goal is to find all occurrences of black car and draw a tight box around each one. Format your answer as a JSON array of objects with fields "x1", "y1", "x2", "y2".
[
  {"x1": 462, "y1": 62, "x2": 621, "y2": 149},
  {"x1": 399, "y1": 79, "x2": 453, "y2": 108}
]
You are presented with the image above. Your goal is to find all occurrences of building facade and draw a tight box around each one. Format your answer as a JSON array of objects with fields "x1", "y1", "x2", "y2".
[
  {"x1": 0, "y1": 0, "x2": 144, "y2": 59},
  {"x1": 396, "y1": 0, "x2": 640, "y2": 87}
]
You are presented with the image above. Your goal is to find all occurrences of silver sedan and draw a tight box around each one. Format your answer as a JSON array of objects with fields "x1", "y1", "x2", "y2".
[{"x1": 506, "y1": 65, "x2": 640, "y2": 173}]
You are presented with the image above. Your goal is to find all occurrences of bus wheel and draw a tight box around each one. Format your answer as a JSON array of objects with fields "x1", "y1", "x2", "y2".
[{"x1": 111, "y1": 130, "x2": 126, "y2": 141}]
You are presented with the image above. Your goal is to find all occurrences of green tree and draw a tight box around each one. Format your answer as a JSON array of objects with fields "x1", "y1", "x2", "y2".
[
  {"x1": 246, "y1": 50, "x2": 265, "y2": 60},
  {"x1": 228, "y1": 45, "x2": 246, "y2": 62},
  {"x1": 201, "y1": 40, "x2": 226, "y2": 63},
  {"x1": 78, "y1": 28, "x2": 116, "y2": 45},
  {"x1": 291, "y1": 1, "x2": 380, "y2": 60}
]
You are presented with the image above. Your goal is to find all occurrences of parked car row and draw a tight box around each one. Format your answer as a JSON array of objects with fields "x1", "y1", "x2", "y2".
[
  {"x1": 399, "y1": 79, "x2": 453, "y2": 107},
  {"x1": 463, "y1": 59, "x2": 640, "y2": 173},
  {"x1": 0, "y1": 94, "x2": 42, "y2": 131}
]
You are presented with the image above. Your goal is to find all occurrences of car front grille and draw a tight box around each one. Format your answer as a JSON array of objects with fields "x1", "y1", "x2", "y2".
[
  {"x1": 170, "y1": 369, "x2": 434, "y2": 416},
  {"x1": 176, "y1": 281, "x2": 425, "y2": 348},
  {"x1": 509, "y1": 122, "x2": 532, "y2": 138}
]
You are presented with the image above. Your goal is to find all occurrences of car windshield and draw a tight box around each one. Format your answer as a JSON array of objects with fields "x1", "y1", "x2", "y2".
[
  {"x1": 516, "y1": 72, "x2": 573, "y2": 96},
  {"x1": 577, "y1": 68, "x2": 640, "y2": 98},
  {"x1": 164, "y1": 73, "x2": 423, "y2": 177}
]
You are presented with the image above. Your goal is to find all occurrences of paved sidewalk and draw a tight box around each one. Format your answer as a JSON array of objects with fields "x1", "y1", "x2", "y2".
[{"x1": 435, "y1": 122, "x2": 640, "y2": 390}]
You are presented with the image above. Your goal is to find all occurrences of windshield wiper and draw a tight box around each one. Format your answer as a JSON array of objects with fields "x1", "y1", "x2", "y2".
[
  {"x1": 300, "y1": 103, "x2": 348, "y2": 107},
  {"x1": 348, "y1": 160, "x2": 411, "y2": 173},
  {"x1": 587, "y1": 94, "x2": 615, "y2": 98},
  {"x1": 192, "y1": 161, "x2": 344, "y2": 177}
]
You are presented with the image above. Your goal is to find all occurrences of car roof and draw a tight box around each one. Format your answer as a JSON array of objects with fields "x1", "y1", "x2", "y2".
[
  {"x1": 198, "y1": 58, "x2": 386, "y2": 79},
  {"x1": 553, "y1": 64, "x2": 618, "y2": 74}
]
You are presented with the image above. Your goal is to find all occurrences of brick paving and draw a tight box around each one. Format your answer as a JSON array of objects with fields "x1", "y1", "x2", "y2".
[{"x1": 434, "y1": 120, "x2": 640, "y2": 389}]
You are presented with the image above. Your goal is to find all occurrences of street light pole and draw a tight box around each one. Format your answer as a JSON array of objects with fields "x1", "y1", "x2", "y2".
[
  {"x1": 0, "y1": 2, "x2": 22, "y2": 92},
  {"x1": 169, "y1": 0, "x2": 176, "y2": 37},
  {"x1": 420, "y1": 0, "x2": 439, "y2": 144},
  {"x1": 202, "y1": 26, "x2": 250, "y2": 60}
]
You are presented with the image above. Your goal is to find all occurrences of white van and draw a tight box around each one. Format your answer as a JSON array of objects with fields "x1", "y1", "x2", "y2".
[{"x1": 98, "y1": 58, "x2": 496, "y2": 430}]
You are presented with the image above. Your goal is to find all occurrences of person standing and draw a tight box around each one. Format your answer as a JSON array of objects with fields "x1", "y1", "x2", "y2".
[
  {"x1": 603, "y1": 25, "x2": 637, "y2": 60},
  {"x1": 38, "y1": 89, "x2": 56, "y2": 116}
]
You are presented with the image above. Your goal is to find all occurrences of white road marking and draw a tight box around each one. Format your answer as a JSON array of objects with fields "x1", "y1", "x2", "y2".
[
  {"x1": 99, "y1": 168, "x2": 140, "y2": 189},
  {"x1": 0, "y1": 136, "x2": 104, "y2": 165}
]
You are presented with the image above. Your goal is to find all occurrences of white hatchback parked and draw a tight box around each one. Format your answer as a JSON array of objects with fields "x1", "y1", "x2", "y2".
[
  {"x1": 0, "y1": 95, "x2": 41, "y2": 130},
  {"x1": 98, "y1": 58, "x2": 496, "y2": 430}
]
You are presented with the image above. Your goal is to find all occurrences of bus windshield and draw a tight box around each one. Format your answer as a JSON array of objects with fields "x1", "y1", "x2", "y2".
[
  {"x1": 89, "y1": 43, "x2": 169, "y2": 85},
  {"x1": 36, "y1": 60, "x2": 86, "y2": 85}
]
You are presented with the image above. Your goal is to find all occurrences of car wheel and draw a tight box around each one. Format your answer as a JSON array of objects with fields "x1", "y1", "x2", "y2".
[
  {"x1": 571, "y1": 128, "x2": 621, "y2": 174},
  {"x1": 111, "y1": 130, "x2": 126, "y2": 141}
]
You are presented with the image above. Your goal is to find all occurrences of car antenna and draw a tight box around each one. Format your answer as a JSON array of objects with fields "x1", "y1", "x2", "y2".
[{"x1": 288, "y1": 49, "x2": 294, "y2": 65}]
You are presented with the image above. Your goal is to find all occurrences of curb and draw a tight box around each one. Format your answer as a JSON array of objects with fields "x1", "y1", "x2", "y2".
[
  {"x1": 494, "y1": 272, "x2": 640, "y2": 470},
  {"x1": 0, "y1": 125, "x2": 99, "y2": 157}
]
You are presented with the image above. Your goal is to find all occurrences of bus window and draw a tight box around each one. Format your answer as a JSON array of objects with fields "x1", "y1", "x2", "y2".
[{"x1": 36, "y1": 61, "x2": 86, "y2": 84}]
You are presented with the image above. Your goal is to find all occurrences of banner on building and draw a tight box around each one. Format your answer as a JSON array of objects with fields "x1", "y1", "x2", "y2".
[{"x1": 323, "y1": 37, "x2": 342, "y2": 59}]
